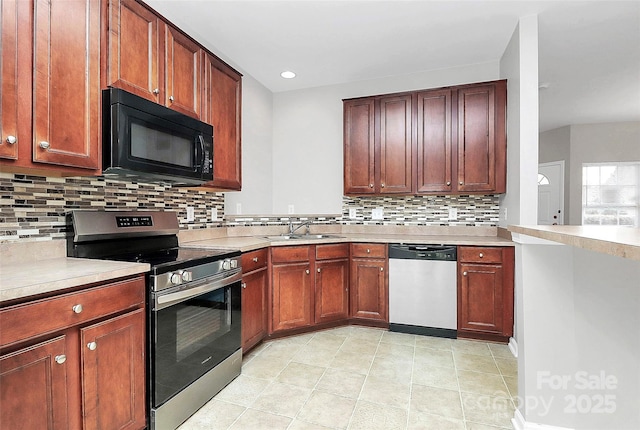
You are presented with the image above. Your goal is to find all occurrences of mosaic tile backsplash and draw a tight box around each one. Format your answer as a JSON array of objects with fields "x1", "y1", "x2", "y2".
[
  {"x1": 0, "y1": 173, "x2": 225, "y2": 241},
  {"x1": 1, "y1": 173, "x2": 500, "y2": 241}
]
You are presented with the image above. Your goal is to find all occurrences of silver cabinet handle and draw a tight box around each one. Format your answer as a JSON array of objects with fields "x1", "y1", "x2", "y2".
[
  {"x1": 72, "y1": 304, "x2": 83, "y2": 314},
  {"x1": 463, "y1": 271, "x2": 468, "y2": 276},
  {"x1": 241, "y1": 282, "x2": 246, "y2": 289},
  {"x1": 479, "y1": 253, "x2": 484, "y2": 258},
  {"x1": 153, "y1": 88, "x2": 160, "y2": 95},
  {"x1": 305, "y1": 269, "x2": 310, "y2": 275},
  {"x1": 446, "y1": 181, "x2": 451, "y2": 186},
  {"x1": 39, "y1": 141, "x2": 50, "y2": 150},
  {"x1": 169, "y1": 96, "x2": 174, "y2": 102},
  {"x1": 5, "y1": 135, "x2": 17, "y2": 145},
  {"x1": 366, "y1": 249, "x2": 370, "y2": 253},
  {"x1": 369, "y1": 184, "x2": 373, "y2": 188},
  {"x1": 55, "y1": 355, "x2": 66, "y2": 364},
  {"x1": 252, "y1": 257, "x2": 259, "y2": 263},
  {"x1": 459, "y1": 181, "x2": 463, "y2": 185},
  {"x1": 87, "y1": 342, "x2": 97, "y2": 351},
  {"x1": 317, "y1": 268, "x2": 321, "y2": 273},
  {"x1": 380, "y1": 267, "x2": 384, "y2": 272},
  {"x1": 381, "y1": 183, "x2": 385, "y2": 188}
]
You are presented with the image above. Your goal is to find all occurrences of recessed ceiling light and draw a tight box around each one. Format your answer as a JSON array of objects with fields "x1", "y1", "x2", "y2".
[{"x1": 280, "y1": 71, "x2": 296, "y2": 79}]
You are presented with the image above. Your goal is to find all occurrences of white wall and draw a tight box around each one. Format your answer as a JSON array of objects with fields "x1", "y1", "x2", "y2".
[
  {"x1": 224, "y1": 76, "x2": 274, "y2": 215},
  {"x1": 226, "y1": 62, "x2": 499, "y2": 214},
  {"x1": 499, "y1": 16, "x2": 539, "y2": 228}
]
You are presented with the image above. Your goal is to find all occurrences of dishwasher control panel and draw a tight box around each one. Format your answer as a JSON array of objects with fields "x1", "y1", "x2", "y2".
[{"x1": 388, "y1": 244, "x2": 456, "y2": 261}]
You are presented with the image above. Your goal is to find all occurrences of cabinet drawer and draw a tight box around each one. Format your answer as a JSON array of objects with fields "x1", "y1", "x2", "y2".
[
  {"x1": 316, "y1": 243, "x2": 349, "y2": 260},
  {"x1": 271, "y1": 246, "x2": 310, "y2": 264},
  {"x1": 242, "y1": 248, "x2": 268, "y2": 273},
  {"x1": 351, "y1": 243, "x2": 387, "y2": 259},
  {"x1": 458, "y1": 246, "x2": 503, "y2": 264},
  {"x1": 0, "y1": 276, "x2": 145, "y2": 348}
]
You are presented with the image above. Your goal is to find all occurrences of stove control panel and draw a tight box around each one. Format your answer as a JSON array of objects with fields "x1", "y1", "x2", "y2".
[{"x1": 151, "y1": 256, "x2": 242, "y2": 292}]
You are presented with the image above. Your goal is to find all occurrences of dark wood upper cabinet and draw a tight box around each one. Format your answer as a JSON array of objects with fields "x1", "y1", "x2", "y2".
[
  {"x1": 203, "y1": 54, "x2": 242, "y2": 190},
  {"x1": 344, "y1": 99, "x2": 376, "y2": 194},
  {"x1": 379, "y1": 94, "x2": 413, "y2": 194},
  {"x1": 106, "y1": 0, "x2": 162, "y2": 103},
  {"x1": 416, "y1": 89, "x2": 453, "y2": 193},
  {"x1": 164, "y1": 25, "x2": 202, "y2": 119},
  {"x1": 344, "y1": 80, "x2": 506, "y2": 196}
]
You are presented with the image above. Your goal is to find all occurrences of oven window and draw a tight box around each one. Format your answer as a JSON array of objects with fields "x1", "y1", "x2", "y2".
[
  {"x1": 130, "y1": 122, "x2": 193, "y2": 168},
  {"x1": 152, "y1": 282, "x2": 241, "y2": 407}
]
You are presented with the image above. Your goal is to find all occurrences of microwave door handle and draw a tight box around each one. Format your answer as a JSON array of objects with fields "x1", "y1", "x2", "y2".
[{"x1": 196, "y1": 134, "x2": 205, "y2": 172}]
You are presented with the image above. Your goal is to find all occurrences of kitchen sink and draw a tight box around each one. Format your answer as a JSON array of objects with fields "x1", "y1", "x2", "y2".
[{"x1": 263, "y1": 234, "x2": 343, "y2": 241}]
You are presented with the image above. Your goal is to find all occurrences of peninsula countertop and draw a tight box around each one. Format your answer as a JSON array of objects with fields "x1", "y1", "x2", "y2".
[{"x1": 508, "y1": 225, "x2": 640, "y2": 261}]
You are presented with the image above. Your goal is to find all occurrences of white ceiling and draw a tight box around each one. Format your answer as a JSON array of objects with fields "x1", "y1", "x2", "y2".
[{"x1": 147, "y1": 0, "x2": 640, "y2": 132}]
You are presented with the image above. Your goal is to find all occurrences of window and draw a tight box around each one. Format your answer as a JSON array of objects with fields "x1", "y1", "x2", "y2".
[
  {"x1": 538, "y1": 173, "x2": 550, "y2": 185},
  {"x1": 582, "y1": 162, "x2": 640, "y2": 227}
]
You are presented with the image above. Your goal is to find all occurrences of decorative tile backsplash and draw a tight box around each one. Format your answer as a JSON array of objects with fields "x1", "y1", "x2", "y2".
[
  {"x1": 1, "y1": 172, "x2": 500, "y2": 242},
  {"x1": 0, "y1": 173, "x2": 224, "y2": 241},
  {"x1": 342, "y1": 195, "x2": 500, "y2": 226}
]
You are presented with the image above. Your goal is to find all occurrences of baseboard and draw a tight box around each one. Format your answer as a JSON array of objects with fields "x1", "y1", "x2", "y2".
[
  {"x1": 512, "y1": 409, "x2": 575, "y2": 430},
  {"x1": 508, "y1": 336, "x2": 518, "y2": 357}
]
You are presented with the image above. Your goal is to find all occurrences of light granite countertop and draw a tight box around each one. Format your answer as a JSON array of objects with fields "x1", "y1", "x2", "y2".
[
  {"x1": 182, "y1": 233, "x2": 514, "y2": 252},
  {"x1": 0, "y1": 258, "x2": 150, "y2": 304},
  {"x1": 508, "y1": 225, "x2": 640, "y2": 261}
]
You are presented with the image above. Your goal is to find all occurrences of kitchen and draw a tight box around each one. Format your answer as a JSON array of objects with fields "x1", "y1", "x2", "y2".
[{"x1": 1, "y1": 1, "x2": 639, "y2": 430}]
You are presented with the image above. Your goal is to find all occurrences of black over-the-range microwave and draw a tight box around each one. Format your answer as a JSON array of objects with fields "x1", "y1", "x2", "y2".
[{"x1": 102, "y1": 87, "x2": 213, "y2": 186}]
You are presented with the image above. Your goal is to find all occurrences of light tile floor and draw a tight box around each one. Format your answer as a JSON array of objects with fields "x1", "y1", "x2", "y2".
[{"x1": 178, "y1": 326, "x2": 517, "y2": 430}]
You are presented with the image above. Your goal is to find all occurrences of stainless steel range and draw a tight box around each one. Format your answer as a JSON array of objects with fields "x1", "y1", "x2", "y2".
[{"x1": 67, "y1": 210, "x2": 242, "y2": 430}]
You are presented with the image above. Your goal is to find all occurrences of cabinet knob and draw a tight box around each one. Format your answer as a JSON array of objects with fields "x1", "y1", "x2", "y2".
[
  {"x1": 479, "y1": 253, "x2": 484, "y2": 258},
  {"x1": 305, "y1": 269, "x2": 310, "y2": 274},
  {"x1": 446, "y1": 181, "x2": 451, "y2": 186},
  {"x1": 4, "y1": 135, "x2": 17, "y2": 145},
  {"x1": 366, "y1": 249, "x2": 370, "y2": 253},
  {"x1": 87, "y1": 341, "x2": 97, "y2": 351},
  {"x1": 381, "y1": 183, "x2": 385, "y2": 188},
  {"x1": 39, "y1": 141, "x2": 50, "y2": 150},
  {"x1": 241, "y1": 282, "x2": 246, "y2": 289},
  {"x1": 369, "y1": 184, "x2": 373, "y2": 188},
  {"x1": 55, "y1": 355, "x2": 66, "y2": 365},
  {"x1": 169, "y1": 95, "x2": 174, "y2": 102},
  {"x1": 459, "y1": 181, "x2": 463, "y2": 185},
  {"x1": 252, "y1": 257, "x2": 259, "y2": 263},
  {"x1": 463, "y1": 271, "x2": 468, "y2": 276},
  {"x1": 153, "y1": 88, "x2": 160, "y2": 95},
  {"x1": 72, "y1": 304, "x2": 83, "y2": 314},
  {"x1": 380, "y1": 267, "x2": 384, "y2": 272},
  {"x1": 317, "y1": 268, "x2": 321, "y2": 273}
]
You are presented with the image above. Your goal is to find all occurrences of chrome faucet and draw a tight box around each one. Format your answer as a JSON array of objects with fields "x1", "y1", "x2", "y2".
[{"x1": 288, "y1": 220, "x2": 312, "y2": 235}]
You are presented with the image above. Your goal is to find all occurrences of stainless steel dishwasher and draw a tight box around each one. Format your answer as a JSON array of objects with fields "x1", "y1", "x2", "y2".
[{"x1": 388, "y1": 244, "x2": 457, "y2": 338}]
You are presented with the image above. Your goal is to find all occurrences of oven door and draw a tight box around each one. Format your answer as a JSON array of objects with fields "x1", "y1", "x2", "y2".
[{"x1": 149, "y1": 273, "x2": 241, "y2": 408}]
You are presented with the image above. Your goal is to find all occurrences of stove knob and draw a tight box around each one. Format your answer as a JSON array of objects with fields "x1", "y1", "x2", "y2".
[
  {"x1": 181, "y1": 271, "x2": 193, "y2": 282},
  {"x1": 170, "y1": 272, "x2": 182, "y2": 285},
  {"x1": 222, "y1": 259, "x2": 231, "y2": 270}
]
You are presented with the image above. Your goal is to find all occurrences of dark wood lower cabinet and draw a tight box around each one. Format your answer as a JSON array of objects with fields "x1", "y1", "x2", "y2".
[
  {"x1": 0, "y1": 336, "x2": 70, "y2": 430},
  {"x1": 271, "y1": 261, "x2": 313, "y2": 332},
  {"x1": 457, "y1": 246, "x2": 514, "y2": 342},
  {"x1": 349, "y1": 244, "x2": 388, "y2": 323},
  {"x1": 0, "y1": 276, "x2": 146, "y2": 430},
  {"x1": 315, "y1": 259, "x2": 349, "y2": 324},
  {"x1": 242, "y1": 267, "x2": 268, "y2": 352}
]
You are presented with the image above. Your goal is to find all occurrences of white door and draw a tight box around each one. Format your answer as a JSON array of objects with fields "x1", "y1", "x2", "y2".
[{"x1": 538, "y1": 161, "x2": 565, "y2": 225}]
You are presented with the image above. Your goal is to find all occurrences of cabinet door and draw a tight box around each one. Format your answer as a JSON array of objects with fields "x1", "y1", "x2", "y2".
[
  {"x1": 164, "y1": 25, "x2": 201, "y2": 119},
  {"x1": 458, "y1": 263, "x2": 504, "y2": 334},
  {"x1": 271, "y1": 263, "x2": 313, "y2": 332},
  {"x1": 379, "y1": 94, "x2": 413, "y2": 194},
  {"x1": 350, "y1": 259, "x2": 387, "y2": 321},
  {"x1": 456, "y1": 84, "x2": 496, "y2": 193},
  {"x1": 242, "y1": 268, "x2": 268, "y2": 351},
  {"x1": 416, "y1": 89, "x2": 452, "y2": 193},
  {"x1": 344, "y1": 99, "x2": 375, "y2": 194},
  {"x1": 32, "y1": 0, "x2": 100, "y2": 170},
  {"x1": 81, "y1": 309, "x2": 146, "y2": 430},
  {"x1": 0, "y1": 0, "x2": 28, "y2": 161},
  {"x1": 0, "y1": 336, "x2": 69, "y2": 429},
  {"x1": 315, "y1": 259, "x2": 349, "y2": 324},
  {"x1": 107, "y1": 0, "x2": 162, "y2": 103},
  {"x1": 203, "y1": 55, "x2": 242, "y2": 190}
]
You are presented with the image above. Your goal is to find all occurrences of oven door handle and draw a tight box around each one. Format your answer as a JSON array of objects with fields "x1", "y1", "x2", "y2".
[{"x1": 154, "y1": 271, "x2": 242, "y2": 310}]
